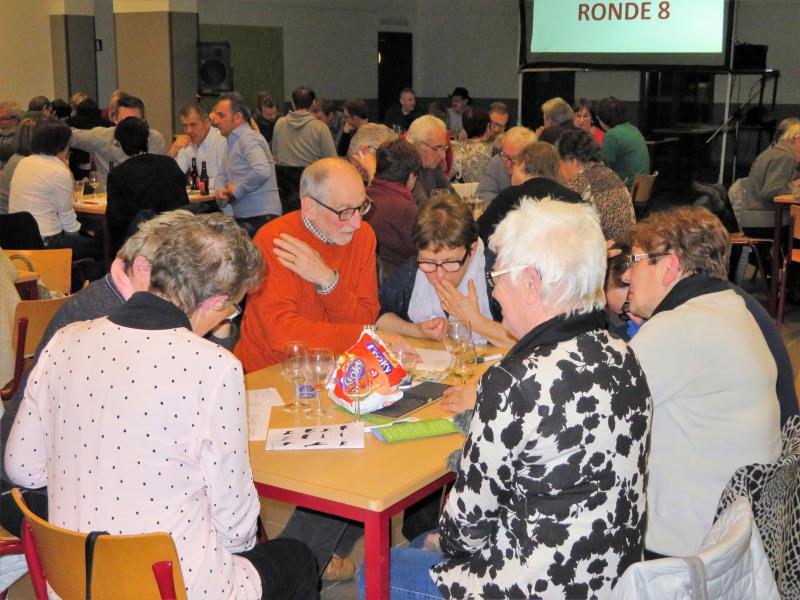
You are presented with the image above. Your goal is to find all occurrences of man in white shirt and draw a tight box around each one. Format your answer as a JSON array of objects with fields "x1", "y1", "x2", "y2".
[
  {"x1": 168, "y1": 102, "x2": 227, "y2": 193},
  {"x1": 69, "y1": 93, "x2": 166, "y2": 178}
]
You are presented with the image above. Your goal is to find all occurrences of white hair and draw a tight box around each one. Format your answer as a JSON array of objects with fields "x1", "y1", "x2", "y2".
[
  {"x1": 489, "y1": 197, "x2": 607, "y2": 315},
  {"x1": 776, "y1": 117, "x2": 800, "y2": 143},
  {"x1": 406, "y1": 115, "x2": 446, "y2": 143},
  {"x1": 501, "y1": 126, "x2": 537, "y2": 149},
  {"x1": 347, "y1": 123, "x2": 397, "y2": 157}
]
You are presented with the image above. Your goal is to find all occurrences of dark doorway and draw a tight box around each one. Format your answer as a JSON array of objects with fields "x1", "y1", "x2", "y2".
[
  {"x1": 520, "y1": 71, "x2": 575, "y2": 130},
  {"x1": 378, "y1": 32, "x2": 413, "y2": 123}
]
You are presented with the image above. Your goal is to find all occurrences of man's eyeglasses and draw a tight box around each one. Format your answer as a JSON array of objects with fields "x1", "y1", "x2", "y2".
[
  {"x1": 309, "y1": 195, "x2": 372, "y2": 221},
  {"x1": 417, "y1": 248, "x2": 471, "y2": 273},
  {"x1": 624, "y1": 252, "x2": 670, "y2": 266},
  {"x1": 485, "y1": 264, "x2": 531, "y2": 288},
  {"x1": 501, "y1": 152, "x2": 519, "y2": 163},
  {"x1": 419, "y1": 140, "x2": 447, "y2": 153}
]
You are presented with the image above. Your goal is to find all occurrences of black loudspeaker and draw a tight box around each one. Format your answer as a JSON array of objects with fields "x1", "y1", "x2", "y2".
[
  {"x1": 197, "y1": 41, "x2": 232, "y2": 95},
  {"x1": 733, "y1": 43, "x2": 767, "y2": 71},
  {"x1": 520, "y1": 71, "x2": 575, "y2": 130}
]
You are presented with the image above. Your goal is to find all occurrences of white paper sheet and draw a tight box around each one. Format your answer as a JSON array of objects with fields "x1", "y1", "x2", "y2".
[
  {"x1": 266, "y1": 423, "x2": 365, "y2": 451},
  {"x1": 415, "y1": 348, "x2": 451, "y2": 372},
  {"x1": 247, "y1": 388, "x2": 284, "y2": 441}
]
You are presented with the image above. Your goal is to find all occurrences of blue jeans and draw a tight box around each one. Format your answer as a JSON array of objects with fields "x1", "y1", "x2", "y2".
[{"x1": 356, "y1": 532, "x2": 445, "y2": 600}]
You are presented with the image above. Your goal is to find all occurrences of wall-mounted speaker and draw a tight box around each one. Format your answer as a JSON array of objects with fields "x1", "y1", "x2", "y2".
[{"x1": 197, "y1": 41, "x2": 232, "y2": 95}]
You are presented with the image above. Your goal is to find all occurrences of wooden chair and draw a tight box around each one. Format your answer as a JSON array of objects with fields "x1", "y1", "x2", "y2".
[
  {"x1": 776, "y1": 205, "x2": 800, "y2": 326},
  {"x1": 0, "y1": 535, "x2": 25, "y2": 600},
  {"x1": 3, "y1": 249, "x2": 72, "y2": 296},
  {"x1": 631, "y1": 170, "x2": 658, "y2": 218},
  {"x1": 1, "y1": 296, "x2": 70, "y2": 401},
  {"x1": 12, "y1": 489, "x2": 187, "y2": 600}
]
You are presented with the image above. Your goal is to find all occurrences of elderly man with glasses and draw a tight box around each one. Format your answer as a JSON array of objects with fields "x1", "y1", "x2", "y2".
[
  {"x1": 235, "y1": 157, "x2": 379, "y2": 372},
  {"x1": 405, "y1": 115, "x2": 454, "y2": 204}
]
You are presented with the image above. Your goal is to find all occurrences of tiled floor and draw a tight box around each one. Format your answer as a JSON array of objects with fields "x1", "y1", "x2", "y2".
[{"x1": 7, "y1": 274, "x2": 800, "y2": 600}]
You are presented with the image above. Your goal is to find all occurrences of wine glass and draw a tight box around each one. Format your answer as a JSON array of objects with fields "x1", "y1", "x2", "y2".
[
  {"x1": 305, "y1": 348, "x2": 334, "y2": 418},
  {"x1": 450, "y1": 341, "x2": 478, "y2": 384},
  {"x1": 443, "y1": 318, "x2": 472, "y2": 354},
  {"x1": 339, "y1": 357, "x2": 372, "y2": 423},
  {"x1": 88, "y1": 170, "x2": 100, "y2": 198},
  {"x1": 393, "y1": 348, "x2": 419, "y2": 389},
  {"x1": 282, "y1": 341, "x2": 310, "y2": 413}
]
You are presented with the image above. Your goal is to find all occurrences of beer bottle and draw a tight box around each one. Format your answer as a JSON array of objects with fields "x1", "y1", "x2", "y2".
[
  {"x1": 189, "y1": 158, "x2": 199, "y2": 190},
  {"x1": 199, "y1": 161, "x2": 210, "y2": 195}
]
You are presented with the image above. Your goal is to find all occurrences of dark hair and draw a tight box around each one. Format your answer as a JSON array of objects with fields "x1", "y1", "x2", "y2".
[
  {"x1": 557, "y1": 128, "x2": 603, "y2": 164},
  {"x1": 255, "y1": 90, "x2": 275, "y2": 109},
  {"x1": 218, "y1": 91, "x2": 250, "y2": 120},
  {"x1": 50, "y1": 99, "x2": 70, "y2": 119},
  {"x1": 115, "y1": 94, "x2": 146, "y2": 120},
  {"x1": 114, "y1": 117, "x2": 150, "y2": 156},
  {"x1": 461, "y1": 106, "x2": 490, "y2": 139},
  {"x1": 595, "y1": 97, "x2": 627, "y2": 128},
  {"x1": 313, "y1": 98, "x2": 338, "y2": 115},
  {"x1": 14, "y1": 118, "x2": 38, "y2": 156},
  {"x1": 399, "y1": 87, "x2": 415, "y2": 97},
  {"x1": 179, "y1": 102, "x2": 209, "y2": 120},
  {"x1": 28, "y1": 96, "x2": 50, "y2": 112},
  {"x1": 75, "y1": 98, "x2": 102, "y2": 119},
  {"x1": 375, "y1": 139, "x2": 421, "y2": 184},
  {"x1": 412, "y1": 192, "x2": 478, "y2": 252},
  {"x1": 606, "y1": 242, "x2": 631, "y2": 289},
  {"x1": 343, "y1": 97, "x2": 369, "y2": 120},
  {"x1": 30, "y1": 119, "x2": 71, "y2": 155},
  {"x1": 426, "y1": 101, "x2": 447, "y2": 122},
  {"x1": 291, "y1": 86, "x2": 316, "y2": 110},
  {"x1": 516, "y1": 142, "x2": 560, "y2": 179}
]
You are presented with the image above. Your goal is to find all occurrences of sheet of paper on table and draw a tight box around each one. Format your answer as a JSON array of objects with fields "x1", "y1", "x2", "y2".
[
  {"x1": 266, "y1": 423, "x2": 365, "y2": 451},
  {"x1": 247, "y1": 388, "x2": 284, "y2": 441},
  {"x1": 415, "y1": 348, "x2": 451, "y2": 372}
]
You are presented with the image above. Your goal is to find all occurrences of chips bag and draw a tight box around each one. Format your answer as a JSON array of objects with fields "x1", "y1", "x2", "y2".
[{"x1": 328, "y1": 327, "x2": 406, "y2": 414}]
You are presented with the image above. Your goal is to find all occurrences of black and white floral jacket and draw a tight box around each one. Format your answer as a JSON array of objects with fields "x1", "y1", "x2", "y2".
[{"x1": 432, "y1": 311, "x2": 652, "y2": 600}]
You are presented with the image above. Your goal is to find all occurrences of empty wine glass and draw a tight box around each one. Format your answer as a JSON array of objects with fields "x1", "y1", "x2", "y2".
[
  {"x1": 339, "y1": 357, "x2": 372, "y2": 423},
  {"x1": 443, "y1": 318, "x2": 472, "y2": 354},
  {"x1": 282, "y1": 341, "x2": 310, "y2": 413},
  {"x1": 88, "y1": 170, "x2": 100, "y2": 198},
  {"x1": 305, "y1": 348, "x2": 334, "y2": 418},
  {"x1": 393, "y1": 348, "x2": 419, "y2": 389}
]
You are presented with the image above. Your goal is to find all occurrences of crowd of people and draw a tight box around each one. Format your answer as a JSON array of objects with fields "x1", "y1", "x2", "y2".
[{"x1": 0, "y1": 84, "x2": 797, "y2": 600}]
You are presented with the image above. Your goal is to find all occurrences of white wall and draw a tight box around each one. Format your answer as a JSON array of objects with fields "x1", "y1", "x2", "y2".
[
  {"x1": 0, "y1": 1, "x2": 55, "y2": 105},
  {"x1": 95, "y1": 0, "x2": 118, "y2": 105}
]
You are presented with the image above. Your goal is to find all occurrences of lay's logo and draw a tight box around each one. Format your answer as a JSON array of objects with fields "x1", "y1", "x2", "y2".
[{"x1": 365, "y1": 342, "x2": 393, "y2": 374}]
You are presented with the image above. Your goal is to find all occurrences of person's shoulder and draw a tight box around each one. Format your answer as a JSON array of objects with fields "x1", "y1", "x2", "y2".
[{"x1": 254, "y1": 211, "x2": 300, "y2": 244}]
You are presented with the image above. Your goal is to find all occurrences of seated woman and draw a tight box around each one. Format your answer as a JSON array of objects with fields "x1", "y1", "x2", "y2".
[
  {"x1": 359, "y1": 198, "x2": 652, "y2": 599},
  {"x1": 623, "y1": 207, "x2": 781, "y2": 559},
  {"x1": 5, "y1": 214, "x2": 318, "y2": 599},
  {"x1": 106, "y1": 116, "x2": 189, "y2": 254},
  {"x1": 0, "y1": 117, "x2": 36, "y2": 214},
  {"x1": 377, "y1": 192, "x2": 513, "y2": 347},
  {"x1": 8, "y1": 119, "x2": 103, "y2": 279},
  {"x1": 450, "y1": 106, "x2": 493, "y2": 183},
  {"x1": 558, "y1": 127, "x2": 635, "y2": 242},
  {"x1": 573, "y1": 98, "x2": 605, "y2": 147}
]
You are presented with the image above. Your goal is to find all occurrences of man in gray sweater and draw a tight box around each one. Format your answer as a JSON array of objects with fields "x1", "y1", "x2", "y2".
[{"x1": 271, "y1": 86, "x2": 337, "y2": 168}]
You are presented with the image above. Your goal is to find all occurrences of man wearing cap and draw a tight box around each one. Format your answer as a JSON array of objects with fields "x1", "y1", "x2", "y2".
[{"x1": 446, "y1": 87, "x2": 471, "y2": 138}]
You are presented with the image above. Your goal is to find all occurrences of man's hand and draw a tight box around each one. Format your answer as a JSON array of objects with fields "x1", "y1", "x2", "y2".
[
  {"x1": 168, "y1": 134, "x2": 191, "y2": 157},
  {"x1": 215, "y1": 183, "x2": 236, "y2": 208},
  {"x1": 440, "y1": 383, "x2": 478, "y2": 413},
  {"x1": 273, "y1": 233, "x2": 336, "y2": 288},
  {"x1": 415, "y1": 317, "x2": 446, "y2": 341}
]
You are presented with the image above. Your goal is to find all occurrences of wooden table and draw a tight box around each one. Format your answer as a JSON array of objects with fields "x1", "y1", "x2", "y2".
[
  {"x1": 770, "y1": 194, "x2": 800, "y2": 315},
  {"x1": 14, "y1": 269, "x2": 39, "y2": 300},
  {"x1": 246, "y1": 340, "x2": 493, "y2": 599}
]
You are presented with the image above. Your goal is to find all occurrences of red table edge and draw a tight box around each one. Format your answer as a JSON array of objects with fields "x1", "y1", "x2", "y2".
[{"x1": 254, "y1": 471, "x2": 455, "y2": 600}]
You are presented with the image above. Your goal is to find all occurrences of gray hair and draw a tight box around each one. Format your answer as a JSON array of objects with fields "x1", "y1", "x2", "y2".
[
  {"x1": 148, "y1": 213, "x2": 264, "y2": 315},
  {"x1": 347, "y1": 123, "x2": 397, "y2": 157},
  {"x1": 117, "y1": 210, "x2": 199, "y2": 270},
  {"x1": 0, "y1": 100, "x2": 21, "y2": 117},
  {"x1": 219, "y1": 91, "x2": 251, "y2": 121},
  {"x1": 502, "y1": 126, "x2": 537, "y2": 149},
  {"x1": 489, "y1": 101, "x2": 509, "y2": 116},
  {"x1": 541, "y1": 97, "x2": 574, "y2": 125},
  {"x1": 406, "y1": 115, "x2": 446, "y2": 144},
  {"x1": 776, "y1": 117, "x2": 800, "y2": 143},
  {"x1": 489, "y1": 197, "x2": 606, "y2": 315},
  {"x1": 299, "y1": 157, "x2": 360, "y2": 201},
  {"x1": 180, "y1": 102, "x2": 209, "y2": 120}
]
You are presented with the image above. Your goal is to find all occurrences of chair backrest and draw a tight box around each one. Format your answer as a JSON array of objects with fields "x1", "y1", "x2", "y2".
[
  {"x1": 12, "y1": 296, "x2": 71, "y2": 357},
  {"x1": 715, "y1": 414, "x2": 800, "y2": 599},
  {"x1": 3, "y1": 249, "x2": 72, "y2": 295},
  {"x1": 631, "y1": 171, "x2": 659, "y2": 204},
  {"x1": 12, "y1": 489, "x2": 187, "y2": 600},
  {"x1": 452, "y1": 182, "x2": 479, "y2": 200},
  {"x1": 791, "y1": 205, "x2": 800, "y2": 243},
  {"x1": 0, "y1": 213, "x2": 45, "y2": 249}
]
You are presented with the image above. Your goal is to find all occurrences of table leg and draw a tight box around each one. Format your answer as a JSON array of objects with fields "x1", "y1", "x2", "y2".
[
  {"x1": 770, "y1": 204, "x2": 784, "y2": 316},
  {"x1": 363, "y1": 509, "x2": 391, "y2": 600}
]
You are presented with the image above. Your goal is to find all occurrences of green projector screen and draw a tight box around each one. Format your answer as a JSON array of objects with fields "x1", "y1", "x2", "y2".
[{"x1": 524, "y1": 0, "x2": 733, "y2": 68}]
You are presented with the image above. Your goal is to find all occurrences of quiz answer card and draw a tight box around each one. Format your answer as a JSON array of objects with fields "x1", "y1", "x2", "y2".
[
  {"x1": 266, "y1": 423, "x2": 365, "y2": 451},
  {"x1": 415, "y1": 348, "x2": 451, "y2": 372},
  {"x1": 246, "y1": 388, "x2": 284, "y2": 441}
]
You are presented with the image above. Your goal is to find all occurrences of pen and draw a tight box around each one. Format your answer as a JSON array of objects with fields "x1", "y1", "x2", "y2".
[{"x1": 476, "y1": 354, "x2": 503, "y2": 364}]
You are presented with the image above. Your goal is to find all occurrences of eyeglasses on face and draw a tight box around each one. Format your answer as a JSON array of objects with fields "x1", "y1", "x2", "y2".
[
  {"x1": 419, "y1": 140, "x2": 447, "y2": 153},
  {"x1": 417, "y1": 248, "x2": 471, "y2": 273},
  {"x1": 624, "y1": 252, "x2": 670, "y2": 266},
  {"x1": 308, "y1": 195, "x2": 372, "y2": 221},
  {"x1": 501, "y1": 152, "x2": 519, "y2": 163},
  {"x1": 485, "y1": 264, "x2": 531, "y2": 288}
]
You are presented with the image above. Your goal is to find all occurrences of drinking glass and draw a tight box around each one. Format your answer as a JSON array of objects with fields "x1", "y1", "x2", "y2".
[
  {"x1": 450, "y1": 341, "x2": 478, "y2": 384},
  {"x1": 339, "y1": 357, "x2": 372, "y2": 423},
  {"x1": 282, "y1": 341, "x2": 310, "y2": 413},
  {"x1": 305, "y1": 348, "x2": 334, "y2": 418},
  {"x1": 72, "y1": 180, "x2": 84, "y2": 201},
  {"x1": 393, "y1": 348, "x2": 419, "y2": 389},
  {"x1": 443, "y1": 318, "x2": 472, "y2": 355},
  {"x1": 88, "y1": 171, "x2": 100, "y2": 198}
]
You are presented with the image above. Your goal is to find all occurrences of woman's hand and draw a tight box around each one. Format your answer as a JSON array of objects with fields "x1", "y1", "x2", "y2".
[
  {"x1": 416, "y1": 317, "x2": 446, "y2": 341},
  {"x1": 440, "y1": 383, "x2": 477, "y2": 413},
  {"x1": 433, "y1": 278, "x2": 482, "y2": 326}
]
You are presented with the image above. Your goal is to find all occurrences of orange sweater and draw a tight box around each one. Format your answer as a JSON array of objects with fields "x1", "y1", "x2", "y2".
[{"x1": 235, "y1": 212, "x2": 379, "y2": 372}]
